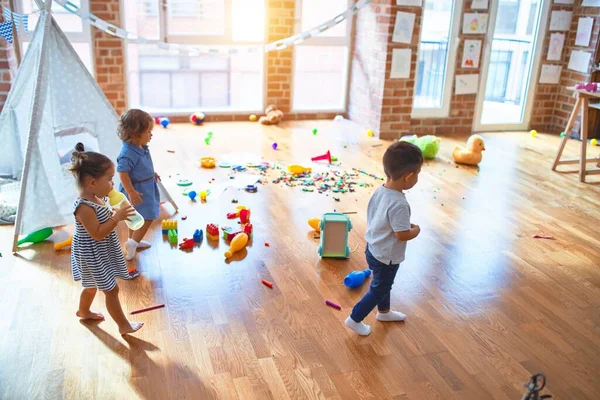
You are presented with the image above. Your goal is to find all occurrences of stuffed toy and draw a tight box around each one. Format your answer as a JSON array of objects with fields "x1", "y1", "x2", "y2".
[
  {"x1": 400, "y1": 135, "x2": 440, "y2": 159},
  {"x1": 259, "y1": 104, "x2": 284, "y2": 125},
  {"x1": 453, "y1": 134, "x2": 485, "y2": 165}
]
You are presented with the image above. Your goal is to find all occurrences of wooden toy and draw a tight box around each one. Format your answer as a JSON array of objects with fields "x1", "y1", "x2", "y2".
[
  {"x1": 225, "y1": 233, "x2": 248, "y2": 258},
  {"x1": 317, "y1": 213, "x2": 352, "y2": 258}
]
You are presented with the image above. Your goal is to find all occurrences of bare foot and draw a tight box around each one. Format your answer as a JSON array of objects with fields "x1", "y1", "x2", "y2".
[
  {"x1": 119, "y1": 321, "x2": 144, "y2": 335},
  {"x1": 76, "y1": 310, "x2": 105, "y2": 320}
]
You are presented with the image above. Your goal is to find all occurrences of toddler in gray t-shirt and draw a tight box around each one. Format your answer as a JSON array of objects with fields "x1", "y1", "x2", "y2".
[{"x1": 345, "y1": 141, "x2": 423, "y2": 336}]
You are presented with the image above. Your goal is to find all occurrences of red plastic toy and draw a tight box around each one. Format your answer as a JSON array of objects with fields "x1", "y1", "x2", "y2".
[
  {"x1": 179, "y1": 238, "x2": 195, "y2": 250},
  {"x1": 240, "y1": 209, "x2": 251, "y2": 224},
  {"x1": 227, "y1": 212, "x2": 238, "y2": 219},
  {"x1": 311, "y1": 150, "x2": 332, "y2": 164},
  {"x1": 207, "y1": 224, "x2": 219, "y2": 241}
]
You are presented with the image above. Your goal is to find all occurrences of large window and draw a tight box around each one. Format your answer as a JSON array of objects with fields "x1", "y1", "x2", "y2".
[
  {"x1": 292, "y1": 0, "x2": 350, "y2": 111},
  {"x1": 412, "y1": 0, "x2": 462, "y2": 118},
  {"x1": 124, "y1": 0, "x2": 265, "y2": 113},
  {"x1": 18, "y1": 0, "x2": 94, "y2": 73}
]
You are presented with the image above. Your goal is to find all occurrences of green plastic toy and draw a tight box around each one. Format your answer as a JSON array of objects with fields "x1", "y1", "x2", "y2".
[
  {"x1": 400, "y1": 135, "x2": 440, "y2": 159},
  {"x1": 168, "y1": 229, "x2": 178, "y2": 244},
  {"x1": 17, "y1": 227, "x2": 53, "y2": 246}
]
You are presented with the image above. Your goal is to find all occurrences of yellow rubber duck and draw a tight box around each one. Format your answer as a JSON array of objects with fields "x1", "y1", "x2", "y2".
[{"x1": 453, "y1": 134, "x2": 485, "y2": 166}]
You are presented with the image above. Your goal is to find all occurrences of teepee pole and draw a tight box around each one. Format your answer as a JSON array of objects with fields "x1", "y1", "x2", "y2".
[{"x1": 12, "y1": 1, "x2": 53, "y2": 254}]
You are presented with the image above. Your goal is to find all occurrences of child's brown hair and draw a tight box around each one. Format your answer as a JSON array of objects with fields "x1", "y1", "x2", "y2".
[
  {"x1": 383, "y1": 141, "x2": 424, "y2": 180},
  {"x1": 117, "y1": 109, "x2": 154, "y2": 143},
  {"x1": 69, "y1": 143, "x2": 114, "y2": 187}
]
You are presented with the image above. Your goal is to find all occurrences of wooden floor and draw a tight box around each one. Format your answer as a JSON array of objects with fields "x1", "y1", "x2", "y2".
[{"x1": 1, "y1": 121, "x2": 600, "y2": 400}]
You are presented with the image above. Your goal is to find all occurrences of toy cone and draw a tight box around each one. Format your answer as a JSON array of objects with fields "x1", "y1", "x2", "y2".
[{"x1": 311, "y1": 150, "x2": 331, "y2": 164}]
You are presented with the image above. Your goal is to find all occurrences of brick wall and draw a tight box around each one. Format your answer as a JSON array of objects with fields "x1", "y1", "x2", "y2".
[
  {"x1": 0, "y1": 0, "x2": 20, "y2": 112},
  {"x1": 90, "y1": 0, "x2": 127, "y2": 115}
]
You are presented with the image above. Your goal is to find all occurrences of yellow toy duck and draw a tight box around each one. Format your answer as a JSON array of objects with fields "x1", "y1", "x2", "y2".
[{"x1": 453, "y1": 134, "x2": 485, "y2": 166}]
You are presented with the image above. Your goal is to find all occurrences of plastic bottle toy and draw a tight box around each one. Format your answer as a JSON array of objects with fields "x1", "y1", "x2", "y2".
[
  {"x1": 225, "y1": 233, "x2": 248, "y2": 258},
  {"x1": 17, "y1": 227, "x2": 53, "y2": 246},
  {"x1": 108, "y1": 189, "x2": 145, "y2": 230},
  {"x1": 344, "y1": 269, "x2": 372, "y2": 288},
  {"x1": 168, "y1": 230, "x2": 178, "y2": 244},
  {"x1": 287, "y1": 165, "x2": 312, "y2": 175},
  {"x1": 162, "y1": 220, "x2": 178, "y2": 234}
]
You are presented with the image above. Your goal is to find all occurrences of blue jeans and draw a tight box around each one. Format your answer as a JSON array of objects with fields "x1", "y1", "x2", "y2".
[{"x1": 350, "y1": 247, "x2": 400, "y2": 323}]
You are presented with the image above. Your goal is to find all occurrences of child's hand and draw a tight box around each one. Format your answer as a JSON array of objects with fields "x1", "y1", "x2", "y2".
[
  {"x1": 411, "y1": 224, "x2": 421, "y2": 237},
  {"x1": 128, "y1": 190, "x2": 143, "y2": 205},
  {"x1": 113, "y1": 205, "x2": 136, "y2": 222},
  {"x1": 154, "y1": 172, "x2": 161, "y2": 181}
]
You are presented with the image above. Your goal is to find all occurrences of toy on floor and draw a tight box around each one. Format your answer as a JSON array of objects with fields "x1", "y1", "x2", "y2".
[
  {"x1": 159, "y1": 117, "x2": 170, "y2": 128},
  {"x1": 193, "y1": 229, "x2": 203, "y2": 243},
  {"x1": 200, "y1": 157, "x2": 216, "y2": 168},
  {"x1": 452, "y1": 134, "x2": 486, "y2": 166},
  {"x1": 325, "y1": 300, "x2": 341, "y2": 310},
  {"x1": 188, "y1": 190, "x2": 197, "y2": 201},
  {"x1": 400, "y1": 135, "x2": 440, "y2": 159},
  {"x1": 318, "y1": 213, "x2": 352, "y2": 258},
  {"x1": 521, "y1": 373, "x2": 551, "y2": 400},
  {"x1": 239, "y1": 208, "x2": 251, "y2": 224},
  {"x1": 261, "y1": 279, "x2": 273, "y2": 288},
  {"x1": 108, "y1": 189, "x2": 145, "y2": 230},
  {"x1": 130, "y1": 304, "x2": 165, "y2": 315},
  {"x1": 225, "y1": 233, "x2": 249, "y2": 258},
  {"x1": 176, "y1": 179, "x2": 193, "y2": 187},
  {"x1": 190, "y1": 112, "x2": 205, "y2": 125},
  {"x1": 367, "y1": 129, "x2": 374, "y2": 137},
  {"x1": 168, "y1": 230, "x2": 178, "y2": 244},
  {"x1": 179, "y1": 238, "x2": 195, "y2": 250},
  {"x1": 245, "y1": 185, "x2": 257, "y2": 193},
  {"x1": 162, "y1": 220, "x2": 177, "y2": 234},
  {"x1": 591, "y1": 138, "x2": 598, "y2": 146},
  {"x1": 17, "y1": 227, "x2": 53, "y2": 247},
  {"x1": 200, "y1": 190, "x2": 209, "y2": 202},
  {"x1": 249, "y1": 114, "x2": 257, "y2": 122},
  {"x1": 308, "y1": 218, "x2": 321, "y2": 232},
  {"x1": 53, "y1": 236, "x2": 73, "y2": 251},
  {"x1": 259, "y1": 104, "x2": 284, "y2": 125},
  {"x1": 530, "y1": 130, "x2": 538, "y2": 138},
  {"x1": 207, "y1": 224, "x2": 219, "y2": 241},
  {"x1": 272, "y1": 142, "x2": 278, "y2": 150},
  {"x1": 344, "y1": 269, "x2": 372, "y2": 288},
  {"x1": 222, "y1": 227, "x2": 241, "y2": 242},
  {"x1": 287, "y1": 164, "x2": 312, "y2": 175},
  {"x1": 311, "y1": 150, "x2": 332, "y2": 164},
  {"x1": 243, "y1": 223, "x2": 253, "y2": 239}
]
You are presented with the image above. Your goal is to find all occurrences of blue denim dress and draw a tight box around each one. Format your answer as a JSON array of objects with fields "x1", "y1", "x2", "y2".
[{"x1": 116, "y1": 142, "x2": 160, "y2": 220}]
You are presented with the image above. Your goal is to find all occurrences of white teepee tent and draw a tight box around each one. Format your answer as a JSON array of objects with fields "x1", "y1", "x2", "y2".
[{"x1": 1, "y1": 0, "x2": 176, "y2": 252}]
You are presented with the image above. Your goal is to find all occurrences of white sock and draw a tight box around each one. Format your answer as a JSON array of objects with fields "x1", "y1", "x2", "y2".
[
  {"x1": 137, "y1": 240, "x2": 152, "y2": 249},
  {"x1": 125, "y1": 239, "x2": 138, "y2": 261},
  {"x1": 376, "y1": 310, "x2": 406, "y2": 322},
  {"x1": 345, "y1": 316, "x2": 371, "y2": 336}
]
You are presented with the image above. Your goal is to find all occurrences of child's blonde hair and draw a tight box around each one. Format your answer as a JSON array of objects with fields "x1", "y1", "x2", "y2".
[{"x1": 117, "y1": 109, "x2": 154, "y2": 143}]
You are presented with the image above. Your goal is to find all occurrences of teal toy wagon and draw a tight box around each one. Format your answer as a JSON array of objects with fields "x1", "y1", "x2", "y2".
[{"x1": 318, "y1": 213, "x2": 352, "y2": 258}]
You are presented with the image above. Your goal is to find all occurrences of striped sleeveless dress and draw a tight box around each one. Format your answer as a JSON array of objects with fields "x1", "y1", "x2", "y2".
[{"x1": 71, "y1": 198, "x2": 130, "y2": 291}]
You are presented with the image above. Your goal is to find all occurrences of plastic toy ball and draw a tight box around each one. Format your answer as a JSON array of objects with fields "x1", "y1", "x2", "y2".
[
  {"x1": 312, "y1": 128, "x2": 318, "y2": 135},
  {"x1": 591, "y1": 138, "x2": 598, "y2": 146},
  {"x1": 560, "y1": 132, "x2": 566, "y2": 138},
  {"x1": 190, "y1": 112, "x2": 205, "y2": 125},
  {"x1": 159, "y1": 117, "x2": 170, "y2": 128},
  {"x1": 530, "y1": 130, "x2": 537, "y2": 138},
  {"x1": 249, "y1": 114, "x2": 257, "y2": 122},
  {"x1": 272, "y1": 142, "x2": 278, "y2": 150},
  {"x1": 367, "y1": 129, "x2": 374, "y2": 137},
  {"x1": 334, "y1": 115, "x2": 344, "y2": 121},
  {"x1": 188, "y1": 190, "x2": 197, "y2": 201}
]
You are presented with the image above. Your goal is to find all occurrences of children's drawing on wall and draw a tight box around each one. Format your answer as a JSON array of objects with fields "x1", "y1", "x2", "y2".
[
  {"x1": 575, "y1": 17, "x2": 594, "y2": 47},
  {"x1": 463, "y1": 13, "x2": 488, "y2": 34},
  {"x1": 547, "y1": 33, "x2": 565, "y2": 61},
  {"x1": 462, "y1": 40, "x2": 481, "y2": 68}
]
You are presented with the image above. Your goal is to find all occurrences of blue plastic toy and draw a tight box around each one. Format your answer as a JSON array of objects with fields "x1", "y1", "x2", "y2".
[
  {"x1": 318, "y1": 212, "x2": 352, "y2": 258},
  {"x1": 193, "y1": 229, "x2": 203, "y2": 243},
  {"x1": 160, "y1": 117, "x2": 170, "y2": 128},
  {"x1": 344, "y1": 269, "x2": 372, "y2": 288},
  {"x1": 188, "y1": 190, "x2": 197, "y2": 201}
]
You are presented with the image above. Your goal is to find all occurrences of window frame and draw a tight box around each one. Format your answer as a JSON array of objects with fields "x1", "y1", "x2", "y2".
[
  {"x1": 16, "y1": 0, "x2": 95, "y2": 76},
  {"x1": 291, "y1": 0, "x2": 353, "y2": 113},
  {"x1": 122, "y1": 0, "x2": 266, "y2": 115},
  {"x1": 411, "y1": 0, "x2": 463, "y2": 119}
]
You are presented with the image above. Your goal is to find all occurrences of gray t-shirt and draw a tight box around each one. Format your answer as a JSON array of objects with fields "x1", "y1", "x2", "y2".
[{"x1": 365, "y1": 185, "x2": 411, "y2": 265}]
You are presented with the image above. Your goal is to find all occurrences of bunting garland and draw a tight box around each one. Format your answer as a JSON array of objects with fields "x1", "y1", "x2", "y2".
[
  {"x1": 0, "y1": 5, "x2": 30, "y2": 43},
  {"x1": 0, "y1": 20, "x2": 13, "y2": 44}
]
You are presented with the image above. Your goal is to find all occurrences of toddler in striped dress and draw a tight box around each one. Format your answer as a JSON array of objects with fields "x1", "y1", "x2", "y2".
[{"x1": 69, "y1": 143, "x2": 143, "y2": 335}]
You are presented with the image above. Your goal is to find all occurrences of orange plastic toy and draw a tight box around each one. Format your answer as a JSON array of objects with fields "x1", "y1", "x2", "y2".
[
  {"x1": 200, "y1": 157, "x2": 216, "y2": 168},
  {"x1": 225, "y1": 233, "x2": 248, "y2": 258},
  {"x1": 54, "y1": 236, "x2": 73, "y2": 251}
]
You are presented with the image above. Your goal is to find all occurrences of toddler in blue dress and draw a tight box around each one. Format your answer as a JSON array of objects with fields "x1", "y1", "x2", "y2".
[{"x1": 116, "y1": 109, "x2": 161, "y2": 261}]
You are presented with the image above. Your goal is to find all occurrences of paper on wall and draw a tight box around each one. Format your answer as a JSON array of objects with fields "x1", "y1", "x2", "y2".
[
  {"x1": 539, "y1": 65, "x2": 562, "y2": 84},
  {"x1": 463, "y1": 13, "x2": 488, "y2": 34},
  {"x1": 462, "y1": 40, "x2": 482, "y2": 68},
  {"x1": 390, "y1": 48, "x2": 412, "y2": 79},
  {"x1": 392, "y1": 11, "x2": 416, "y2": 44},
  {"x1": 471, "y1": 0, "x2": 488, "y2": 9},
  {"x1": 554, "y1": 0, "x2": 574, "y2": 4},
  {"x1": 547, "y1": 33, "x2": 565, "y2": 61},
  {"x1": 549, "y1": 10, "x2": 573, "y2": 31},
  {"x1": 396, "y1": 0, "x2": 422, "y2": 6},
  {"x1": 567, "y1": 50, "x2": 592, "y2": 73},
  {"x1": 582, "y1": 0, "x2": 600, "y2": 6},
  {"x1": 575, "y1": 17, "x2": 594, "y2": 47},
  {"x1": 455, "y1": 74, "x2": 479, "y2": 95}
]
